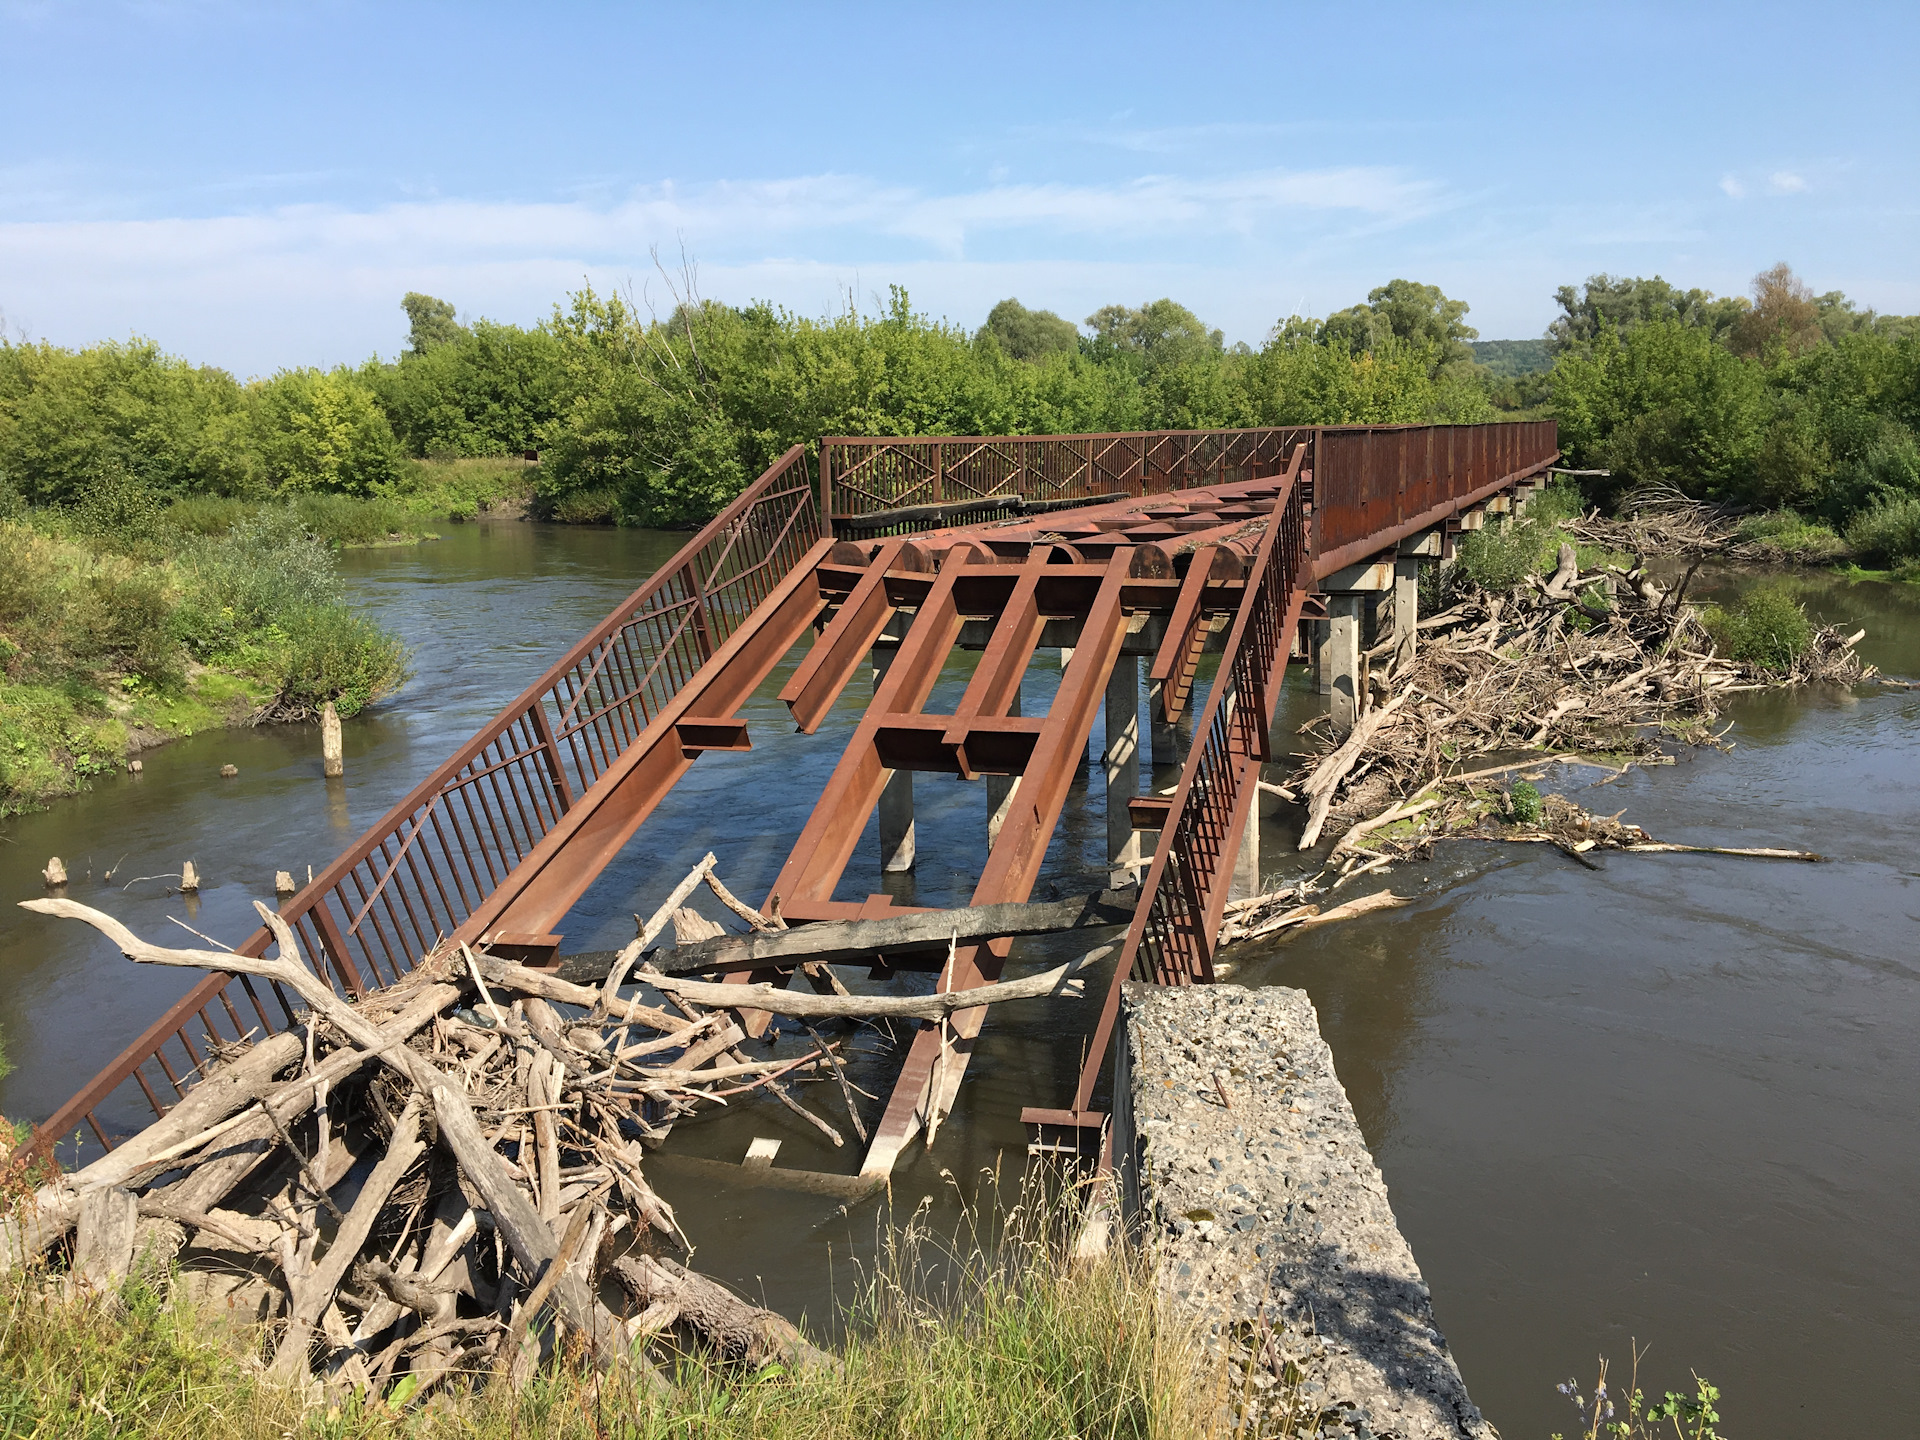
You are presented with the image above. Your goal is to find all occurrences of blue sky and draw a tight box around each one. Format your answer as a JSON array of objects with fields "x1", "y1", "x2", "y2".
[{"x1": 3, "y1": 0, "x2": 1915, "y2": 377}]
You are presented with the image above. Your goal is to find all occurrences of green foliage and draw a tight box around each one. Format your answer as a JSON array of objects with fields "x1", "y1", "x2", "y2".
[
  {"x1": 1735, "y1": 509, "x2": 1848, "y2": 563},
  {"x1": 1509, "y1": 780, "x2": 1543, "y2": 824},
  {"x1": 1084, "y1": 297, "x2": 1224, "y2": 368},
  {"x1": 1550, "y1": 323, "x2": 1770, "y2": 501},
  {"x1": 1450, "y1": 479, "x2": 1590, "y2": 591},
  {"x1": 0, "y1": 1183, "x2": 1212, "y2": 1440},
  {"x1": 1552, "y1": 1355, "x2": 1725, "y2": 1440},
  {"x1": 1706, "y1": 585, "x2": 1814, "y2": 670},
  {"x1": 1549, "y1": 274, "x2": 1747, "y2": 356},
  {"x1": 369, "y1": 319, "x2": 562, "y2": 458},
  {"x1": 0, "y1": 337, "x2": 255, "y2": 504},
  {"x1": 978, "y1": 298, "x2": 1080, "y2": 362},
  {"x1": 248, "y1": 367, "x2": 405, "y2": 495},
  {"x1": 0, "y1": 510, "x2": 407, "y2": 809},
  {"x1": 1319, "y1": 278, "x2": 1479, "y2": 371},
  {"x1": 1469, "y1": 339, "x2": 1551, "y2": 377},
  {"x1": 401, "y1": 291, "x2": 467, "y2": 356},
  {"x1": 1843, "y1": 492, "x2": 1920, "y2": 565}
]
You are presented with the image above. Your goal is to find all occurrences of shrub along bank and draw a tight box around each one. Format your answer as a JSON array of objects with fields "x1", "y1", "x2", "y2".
[{"x1": 0, "y1": 507, "x2": 409, "y2": 816}]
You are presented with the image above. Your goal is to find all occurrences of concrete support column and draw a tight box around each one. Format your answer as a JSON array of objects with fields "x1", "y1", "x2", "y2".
[
  {"x1": 986, "y1": 691, "x2": 1021, "y2": 848},
  {"x1": 1327, "y1": 595, "x2": 1362, "y2": 736},
  {"x1": 1314, "y1": 618, "x2": 1334, "y2": 696},
  {"x1": 1229, "y1": 790, "x2": 1261, "y2": 902},
  {"x1": 1147, "y1": 676, "x2": 1180, "y2": 768},
  {"x1": 1392, "y1": 557, "x2": 1420, "y2": 670},
  {"x1": 1105, "y1": 657, "x2": 1142, "y2": 887},
  {"x1": 873, "y1": 645, "x2": 915, "y2": 872}
]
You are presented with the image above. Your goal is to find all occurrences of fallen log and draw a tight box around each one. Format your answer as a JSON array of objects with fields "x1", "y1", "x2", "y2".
[
  {"x1": 551, "y1": 889, "x2": 1137, "y2": 983},
  {"x1": 646, "y1": 944, "x2": 1116, "y2": 1020},
  {"x1": 1622, "y1": 843, "x2": 1824, "y2": 861},
  {"x1": 611, "y1": 1253, "x2": 839, "y2": 1373}
]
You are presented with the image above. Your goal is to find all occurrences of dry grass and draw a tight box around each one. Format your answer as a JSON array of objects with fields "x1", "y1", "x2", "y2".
[{"x1": 0, "y1": 1172, "x2": 1220, "y2": 1440}]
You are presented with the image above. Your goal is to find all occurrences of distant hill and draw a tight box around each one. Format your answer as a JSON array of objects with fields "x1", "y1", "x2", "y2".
[{"x1": 1469, "y1": 339, "x2": 1552, "y2": 377}]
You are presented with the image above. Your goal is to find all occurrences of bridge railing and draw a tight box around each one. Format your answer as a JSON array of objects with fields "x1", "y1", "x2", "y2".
[
  {"x1": 1312, "y1": 420, "x2": 1560, "y2": 570},
  {"x1": 821, "y1": 428, "x2": 1311, "y2": 534},
  {"x1": 1068, "y1": 460, "x2": 1314, "y2": 1115},
  {"x1": 26, "y1": 446, "x2": 825, "y2": 1164}
]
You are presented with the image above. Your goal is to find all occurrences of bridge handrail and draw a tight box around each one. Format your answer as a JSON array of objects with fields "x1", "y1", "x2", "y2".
[
  {"x1": 1312, "y1": 420, "x2": 1561, "y2": 569},
  {"x1": 25, "y1": 446, "x2": 825, "y2": 1163},
  {"x1": 1068, "y1": 452, "x2": 1312, "y2": 1113},
  {"x1": 820, "y1": 427, "x2": 1312, "y2": 530}
]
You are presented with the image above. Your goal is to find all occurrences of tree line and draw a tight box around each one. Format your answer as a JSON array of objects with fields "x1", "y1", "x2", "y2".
[{"x1": 2, "y1": 265, "x2": 1915, "y2": 556}]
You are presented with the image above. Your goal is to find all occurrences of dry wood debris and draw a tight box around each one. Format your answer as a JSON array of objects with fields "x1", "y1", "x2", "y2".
[
  {"x1": 3, "y1": 857, "x2": 877, "y2": 1404},
  {"x1": 1223, "y1": 539, "x2": 1852, "y2": 947}
]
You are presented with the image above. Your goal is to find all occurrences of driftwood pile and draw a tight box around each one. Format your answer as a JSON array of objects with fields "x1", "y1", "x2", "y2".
[
  {"x1": 1283, "y1": 541, "x2": 1866, "y2": 857},
  {"x1": 1218, "y1": 536, "x2": 1856, "y2": 943},
  {"x1": 1, "y1": 861, "x2": 879, "y2": 1402}
]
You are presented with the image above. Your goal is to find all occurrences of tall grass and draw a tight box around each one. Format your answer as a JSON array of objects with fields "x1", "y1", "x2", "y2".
[
  {"x1": 0, "y1": 1177, "x2": 1213, "y2": 1440},
  {"x1": 1843, "y1": 492, "x2": 1920, "y2": 566},
  {"x1": 0, "y1": 509, "x2": 409, "y2": 810},
  {"x1": 1704, "y1": 585, "x2": 1813, "y2": 670}
]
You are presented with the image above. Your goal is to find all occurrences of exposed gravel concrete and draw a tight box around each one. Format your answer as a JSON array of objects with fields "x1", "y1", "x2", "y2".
[{"x1": 1115, "y1": 982, "x2": 1497, "y2": 1439}]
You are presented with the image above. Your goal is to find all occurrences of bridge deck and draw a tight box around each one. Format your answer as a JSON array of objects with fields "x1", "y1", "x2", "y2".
[{"x1": 25, "y1": 421, "x2": 1557, "y2": 1179}]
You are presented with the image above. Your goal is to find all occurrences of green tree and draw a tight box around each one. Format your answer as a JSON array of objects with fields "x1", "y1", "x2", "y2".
[
  {"x1": 249, "y1": 368, "x2": 404, "y2": 495},
  {"x1": 1549, "y1": 321, "x2": 1769, "y2": 500},
  {"x1": 977, "y1": 299, "x2": 1080, "y2": 362},
  {"x1": 401, "y1": 292, "x2": 467, "y2": 357},
  {"x1": 369, "y1": 319, "x2": 562, "y2": 456},
  {"x1": 1084, "y1": 299, "x2": 1224, "y2": 369},
  {"x1": 1549, "y1": 274, "x2": 1747, "y2": 356},
  {"x1": 1319, "y1": 279, "x2": 1479, "y2": 371},
  {"x1": 0, "y1": 338, "x2": 254, "y2": 504}
]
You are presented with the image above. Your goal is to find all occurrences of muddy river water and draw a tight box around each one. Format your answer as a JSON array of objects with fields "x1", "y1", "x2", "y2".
[{"x1": 2, "y1": 521, "x2": 1914, "y2": 1438}]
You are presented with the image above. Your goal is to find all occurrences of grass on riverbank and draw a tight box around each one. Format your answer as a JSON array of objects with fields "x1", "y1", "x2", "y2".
[
  {"x1": 166, "y1": 456, "x2": 539, "y2": 546},
  {"x1": 0, "y1": 1184, "x2": 1216, "y2": 1440},
  {"x1": 0, "y1": 510, "x2": 409, "y2": 815}
]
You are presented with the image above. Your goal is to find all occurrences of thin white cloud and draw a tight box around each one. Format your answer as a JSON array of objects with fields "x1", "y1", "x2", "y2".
[
  {"x1": 1720, "y1": 174, "x2": 1746, "y2": 199},
  {"x1": 1768, "y1": 170, "x2": 1808, "y2": 194}
]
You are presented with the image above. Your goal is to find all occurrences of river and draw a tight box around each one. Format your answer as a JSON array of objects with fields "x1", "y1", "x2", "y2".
[{"x1": 2, "y1": 521, "x2": 1914, "y2": 1438}]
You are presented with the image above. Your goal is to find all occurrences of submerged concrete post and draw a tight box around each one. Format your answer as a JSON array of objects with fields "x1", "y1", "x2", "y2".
[
  {"x1": 1147, "y1": 677, "x2": 1179, "y2": 768},
  {"x1": 1327, "y1": 595, "x2": 1362, "y2": 736},
  {"x1": 1393, "y1": 557, "x2": 1420, "y2": 670},
  {"x1": 873, "y1": 645, "x2": 915, "y2": 872},
  {"x1": 1229, "y1": 792, "x2": 1261, "y2": 901},
  {"x1": 1314, "y1": 618, "x2": 1334, "y2": 696},
  {"x1": 986, "y1": 691, "x2": 1021, "y2": 848},
  {"x1": 1105, "y1": 657, "x2": 1142, "y2": 886}
]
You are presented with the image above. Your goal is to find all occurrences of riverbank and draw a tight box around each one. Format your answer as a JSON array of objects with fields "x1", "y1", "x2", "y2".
[
  {"x1": 0, "y1": 511, "x2": 409, "y2": 816},
  {"x1": 0, "y1": 1174, "x2": 1210, "y2": 1439}
]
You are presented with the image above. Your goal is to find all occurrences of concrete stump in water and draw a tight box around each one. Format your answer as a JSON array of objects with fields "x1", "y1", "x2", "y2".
[
  {"x1": 42, "y1": 857, "x2": 67, "y2": 889},
  {"x1": 321, "y1": 701, "x2": 344, "y2": 778},
  {"x1": 180, "y1": 861, "x2": 201, "y2": 893}
]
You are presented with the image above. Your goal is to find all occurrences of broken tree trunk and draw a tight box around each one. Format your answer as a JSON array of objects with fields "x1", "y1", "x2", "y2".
[{"x1": 553, "y1": 889, "x2": 1137, "y2": 982}]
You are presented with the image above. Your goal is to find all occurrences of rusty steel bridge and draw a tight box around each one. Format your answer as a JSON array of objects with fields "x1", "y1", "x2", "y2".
[{"x1": 26, "y1": 420, "x2": 1559, "y2": 1180}]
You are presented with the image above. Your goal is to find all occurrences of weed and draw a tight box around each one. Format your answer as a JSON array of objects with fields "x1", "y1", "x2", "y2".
[
  {"x1": 1704, "y1": 585, "x2": 1813, "y2": 670},
  {"x1": 1843, "y1": 492, "x2": 1920, "y2": 566},
  {"x1": 1551, "y1": 1348, "x2": 1725, "y2": 1440},
  {"x1": 1509, "y1": 780, "x2": 1543, "y2": 824},
  {"x1": 1735, "y1": 509, "x2": 1848, "y2": 563}
]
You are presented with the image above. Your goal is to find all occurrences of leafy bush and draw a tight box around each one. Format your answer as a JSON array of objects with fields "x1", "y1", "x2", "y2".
[
  {"x1": 233, "y1": 606, "x2": 410, "y2": 719},
  {"x1": 1509, "y1": 781, "x2": 1543, "y2": 824},
  {"x1": 1736, "y1": 509, "x2": 1849, "y2": 562},
  {"x1": 1844, "y1": 492, "x2": 1920, "y2": 565},
  {"x1": 1707, "y1": 585, "x2": 1814, "y2": 669},
  {"x1": 248, "y1": 367, "x2": 404, "y2": 495}
]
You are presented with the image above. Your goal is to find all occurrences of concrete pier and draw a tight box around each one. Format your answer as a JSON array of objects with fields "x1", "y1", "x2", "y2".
[
  {"x1": 1105, "y1": 657, "x2": 1143, "y2": 886},
  {"x1": 1114, "y1": 983, "x2": 1496, "y2": 1440},
  {"x1": 987, "y1": 692, "x2": 1021, "y2": 848},
  {"x1": 872, "y1": 645, "x2": 915, "y2": 872}
]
